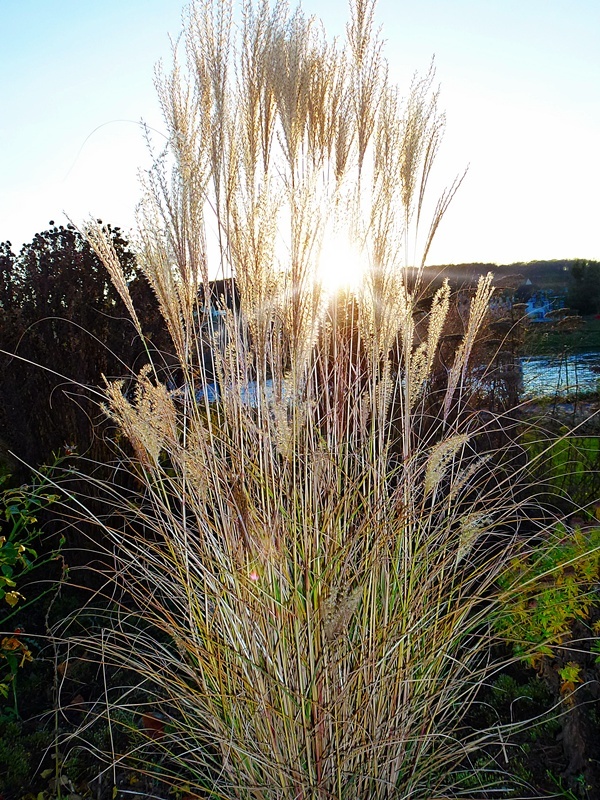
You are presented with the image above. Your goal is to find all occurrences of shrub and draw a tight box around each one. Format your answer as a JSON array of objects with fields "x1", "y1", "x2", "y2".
[
  {"x1": 0, "y1": 223, "x2": 168, "y2": 468},
  {"x1": 53, "y1": 0, "x2": 573, "y2": 797},
  {"x1": 0, "y1": 467, "x2": 61, "y2": 716},
  {"x1": 496, "y1": 525, "x2": 600, "y2": 666}
]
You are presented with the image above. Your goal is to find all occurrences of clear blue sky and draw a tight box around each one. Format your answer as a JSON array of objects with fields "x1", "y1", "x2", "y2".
[{"x1": 1, "y1": 0, "x2": 599, "y2": 265}]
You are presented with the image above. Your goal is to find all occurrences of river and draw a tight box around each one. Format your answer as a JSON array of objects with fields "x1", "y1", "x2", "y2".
[{"x1": 520, "y1": 351, "x2": 600, "y2": 398}]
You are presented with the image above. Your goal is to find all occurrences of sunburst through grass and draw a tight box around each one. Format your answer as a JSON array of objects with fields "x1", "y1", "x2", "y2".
[
  {"x1": 49, "y1": 1, "x2": 573, "y2": 797},
  {"x1": 317, "y1": 227, "x2": 366, "y2": 296}
]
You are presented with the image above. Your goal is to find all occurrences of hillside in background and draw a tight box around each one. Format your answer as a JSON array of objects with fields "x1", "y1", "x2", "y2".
[{"x1": 425, "y1": 259, "x2": 576, "y2": 292}]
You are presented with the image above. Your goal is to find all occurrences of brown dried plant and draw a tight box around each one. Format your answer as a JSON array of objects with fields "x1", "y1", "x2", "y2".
[{"x1": 56, "y1": 1, "x2": 544, "y2": 797}]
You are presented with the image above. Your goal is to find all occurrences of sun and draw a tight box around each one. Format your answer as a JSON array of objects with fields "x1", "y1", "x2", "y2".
[{"x1": 317, "y1": 231, "x2": 367, "y2": 296}]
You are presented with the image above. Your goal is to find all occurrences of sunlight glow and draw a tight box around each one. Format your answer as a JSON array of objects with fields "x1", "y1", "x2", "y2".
[{"x1": 317, "y1": 231, "x2": 367, "y2": 295}]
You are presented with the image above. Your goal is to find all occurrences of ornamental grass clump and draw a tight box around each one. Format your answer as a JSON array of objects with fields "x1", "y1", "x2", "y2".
[{"x1": 54, "y1": 1, "x2": 556, "y2": 796}]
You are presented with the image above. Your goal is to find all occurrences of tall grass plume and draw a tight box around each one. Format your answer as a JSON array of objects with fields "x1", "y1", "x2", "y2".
[{"x1": 52, "y1": 1, "x2": 566, "y2": 797}]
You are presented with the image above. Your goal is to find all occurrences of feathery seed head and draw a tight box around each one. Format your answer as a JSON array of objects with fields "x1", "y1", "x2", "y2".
[
  {"x1": 322, "y1": 585, "x2": 363, "y2": 642},
  {"x1": 103, "y1": 366, "x2": 178, "y2": 468},
  {"x1": 456, "y1": 513, "x2": 493, "y2": 565},
  {"x1": 424, "y1": 433, "x2": 471, "y2": 496}
]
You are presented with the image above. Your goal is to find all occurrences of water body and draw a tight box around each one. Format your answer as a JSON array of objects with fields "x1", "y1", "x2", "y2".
[
  {"x1": 520, "y1": 352, "x2": 600, "y2": 398},
  {"x1": 195, "y1": 379, "x2": 275, "y2": 406},
  {"x1": 192, "y1": 358, "x2": 600, "y2": 402}
]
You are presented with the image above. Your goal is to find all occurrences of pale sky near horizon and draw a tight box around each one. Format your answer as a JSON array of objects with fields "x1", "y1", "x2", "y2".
[{"x1": 1, "y1": 0, "x2": 599, "y2": 266}]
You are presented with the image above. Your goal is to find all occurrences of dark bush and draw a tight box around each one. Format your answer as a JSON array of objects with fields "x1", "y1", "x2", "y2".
[{"x1": 0, "y1": 223, "x2": 168, "y2": 470}]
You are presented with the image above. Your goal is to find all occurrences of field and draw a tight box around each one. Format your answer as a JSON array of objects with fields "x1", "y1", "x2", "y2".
[{"x1": 523, "y1": 316, "x2": 600, "y2": 357}]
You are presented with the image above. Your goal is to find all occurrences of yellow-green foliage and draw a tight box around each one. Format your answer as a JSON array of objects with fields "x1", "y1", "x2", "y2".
[
  {"x1": 496, "y1": 526, "x2": 600, "y2": 664},
  {"x1": 0, "y1": 476, "x2": 59, "y2": 608},
  {"x1": 0, "y1": 472, "x2": 59, "y2": 712}
]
